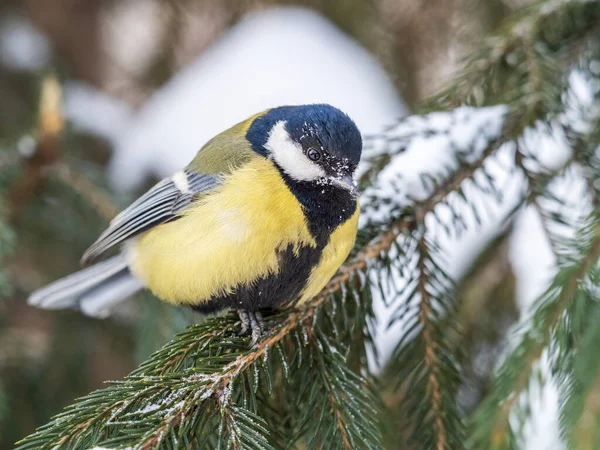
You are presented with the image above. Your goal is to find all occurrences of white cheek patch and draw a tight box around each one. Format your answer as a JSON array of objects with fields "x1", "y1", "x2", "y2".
[{"x1": 264, "y1": 120, "x2": 326, "y2": 181}]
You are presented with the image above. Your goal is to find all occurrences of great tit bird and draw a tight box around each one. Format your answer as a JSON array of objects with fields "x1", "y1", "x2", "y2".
[{"x1": 28, "y1": 104, "x2": 362, "y2": 342}]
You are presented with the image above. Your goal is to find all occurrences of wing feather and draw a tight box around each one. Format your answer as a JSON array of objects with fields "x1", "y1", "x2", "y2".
[{"x1": 82, "y1": 169, "x2": 219, "y2": 264}]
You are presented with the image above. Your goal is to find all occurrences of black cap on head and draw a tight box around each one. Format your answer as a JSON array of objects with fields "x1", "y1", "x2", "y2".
[{"x1": 246, "y1": 104, "x2": 362, "y2": 171}]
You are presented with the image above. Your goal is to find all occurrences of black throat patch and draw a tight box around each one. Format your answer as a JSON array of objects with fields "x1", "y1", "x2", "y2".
[{"x1": 279, "y1": 172, "x2": 357, "y2": 247}]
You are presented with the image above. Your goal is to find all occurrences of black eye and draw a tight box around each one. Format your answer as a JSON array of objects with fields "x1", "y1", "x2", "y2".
[{"x1": 307, "y1": 148, "x2": 321, "y2": 161}]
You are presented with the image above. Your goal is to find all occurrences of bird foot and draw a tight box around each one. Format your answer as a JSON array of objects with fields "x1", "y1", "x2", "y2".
[{"x1": 237, "y1": 310, "x2": 266, "y2": 346}]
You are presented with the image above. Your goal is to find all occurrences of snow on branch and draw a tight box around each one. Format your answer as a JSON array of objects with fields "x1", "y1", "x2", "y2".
[{"x1": 361, "y1": 105, "x2": 509, "y2": 227}]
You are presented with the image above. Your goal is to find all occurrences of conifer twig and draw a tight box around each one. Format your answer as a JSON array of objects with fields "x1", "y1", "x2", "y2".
[
  {"x1": 514, "y1": 148, "x2": 562, "y2": 258},
  {"x1": 571, "y1": 373, "x2": 600, "y2": 450},
  {"x1": 415, "y1": 228, "x2": 447, "y2": 450},
  {"x1": 470, "y1": 219, "x2": 600, "y2": 448}
]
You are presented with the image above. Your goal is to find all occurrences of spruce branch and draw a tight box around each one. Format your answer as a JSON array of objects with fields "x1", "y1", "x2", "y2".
[
  {"x1": 513, "y1": 146, "x2": 567, "y2": 258},
  {"x1": 453, "y1": 230, "x2": 518, "y2": 414},
  {"x1": 468, "y1": 214, "x2": 600, "y2": 449},
  {"x1": 428, "y1": 0, "x2": 600, "y2": 112},
  {"x1": 361, "y1": 107, "x2": 521, "y2": 450},
  {"x1": 562, "y1": 298, "x2": 600, "y2": 449},
  {"x1": 415, "y1": 226, "x2": 459, "y2": 450},
  {"x1": 374, "y1": 8, "x2": 599, "y2": 437},
  {"x1": 566, "y1": 116, "x2": 600, "y2": 209},
  {"x1": 297, "y1": 330, "x2": 382, "y2": 450},
  {"x1": 16, "y1": 310, "x2": 384, "y2": 449},
  {"x1": 382, "y1": 224, "x2": 465, "y2": 450}
]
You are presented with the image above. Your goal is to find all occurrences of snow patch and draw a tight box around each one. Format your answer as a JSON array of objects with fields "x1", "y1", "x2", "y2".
[
  {"x1": 65, "y1": 6, "x2": 405, "y2": 191},
  {"x1": 0, "y1": 16, "x2": 51, "y2": 71}
]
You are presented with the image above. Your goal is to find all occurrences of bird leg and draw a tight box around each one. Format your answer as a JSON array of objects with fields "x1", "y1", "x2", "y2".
[
  {"x1": 237, "y1": 310, "x2": 265, "y2": 346},
  {"x1": 249, "y1": 311, "x2": 265, "y2": 346},
  {"x1": 238, "y1": 310, "x2": 251, "y2": 336}
]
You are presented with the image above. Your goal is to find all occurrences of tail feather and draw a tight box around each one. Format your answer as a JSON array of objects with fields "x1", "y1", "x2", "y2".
[
  {"x1": 78, "y1": 272, "x2": 143, "y2": 318},
  {"x1": 28, "y1": 254, "x2": 143, "y2": 318}
]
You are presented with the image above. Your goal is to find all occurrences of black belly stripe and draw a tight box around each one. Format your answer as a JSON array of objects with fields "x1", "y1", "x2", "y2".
[
  {"x1": 191, "y1": 242, "x2": 323, "y2": 313},
  {"x1": 191, "y1": 173, "x2": 357, "y2": 313}
]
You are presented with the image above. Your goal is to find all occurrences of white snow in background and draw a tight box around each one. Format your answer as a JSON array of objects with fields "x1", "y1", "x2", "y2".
[
  {"x1": 510, "y1": 207, "x2": 556, "y2": 311},
  {"x1": 515, "y1": 70, "x2": 596, "y2": 450},
  {"x1": 510, "y1": 208, "x2": 562, "y2": 450},
  {"x1": 65, "y1": 6, "x2": 405, "y2": 191},
  {"x1": 63, "y1": 82, "x2": 134, "y2": 143},
  {"x1": 361, "y1": 108, "x2": 521, "y2": 372},
  {"x1": 0, "y1": 16, "x2": 51, "y2": 71},
  {"x1": 568, "y1": 70, "x2": 597, "y2": 113},
  {"x1": 508, "y1": 164, "x2": 592, "y2": 450},
  {"x1": 361, "y1": 105, "x2": 508, "y2": 225},
  {"x1": 102, "y1": 0, "x2": 165, "y2": 78}
]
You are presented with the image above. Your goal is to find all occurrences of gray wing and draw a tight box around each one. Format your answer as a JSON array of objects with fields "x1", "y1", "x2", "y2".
[{"x1": 81, "y1": 169, "x2": 220, "y2": 264}]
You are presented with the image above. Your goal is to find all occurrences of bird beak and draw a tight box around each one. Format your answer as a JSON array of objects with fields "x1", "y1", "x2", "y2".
[{"x1": 330, "y1": 174, "x2": 360, "y2": 196}]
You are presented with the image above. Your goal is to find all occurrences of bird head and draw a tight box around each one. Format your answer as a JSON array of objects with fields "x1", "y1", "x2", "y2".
[{"x1": 246, "y1": 104, "x2": 362, "y2": 196}]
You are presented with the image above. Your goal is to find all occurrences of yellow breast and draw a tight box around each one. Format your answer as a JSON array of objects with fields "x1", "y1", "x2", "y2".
[{"x1": 128, "y1": 158, "x2": 316, "y2": 305}]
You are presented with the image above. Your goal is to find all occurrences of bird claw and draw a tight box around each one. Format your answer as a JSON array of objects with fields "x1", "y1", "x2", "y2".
[{"x1": 237, "y1": 310, "x2": 266, "y2": 346}]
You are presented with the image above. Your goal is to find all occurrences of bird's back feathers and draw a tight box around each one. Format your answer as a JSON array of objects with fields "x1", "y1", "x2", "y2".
[
  {"x1": 82, "y1": 170, "x2": 220, "y2": 264},
  {"x1": 82, "y1": 114, "x2": 266, "y2": 265}
]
